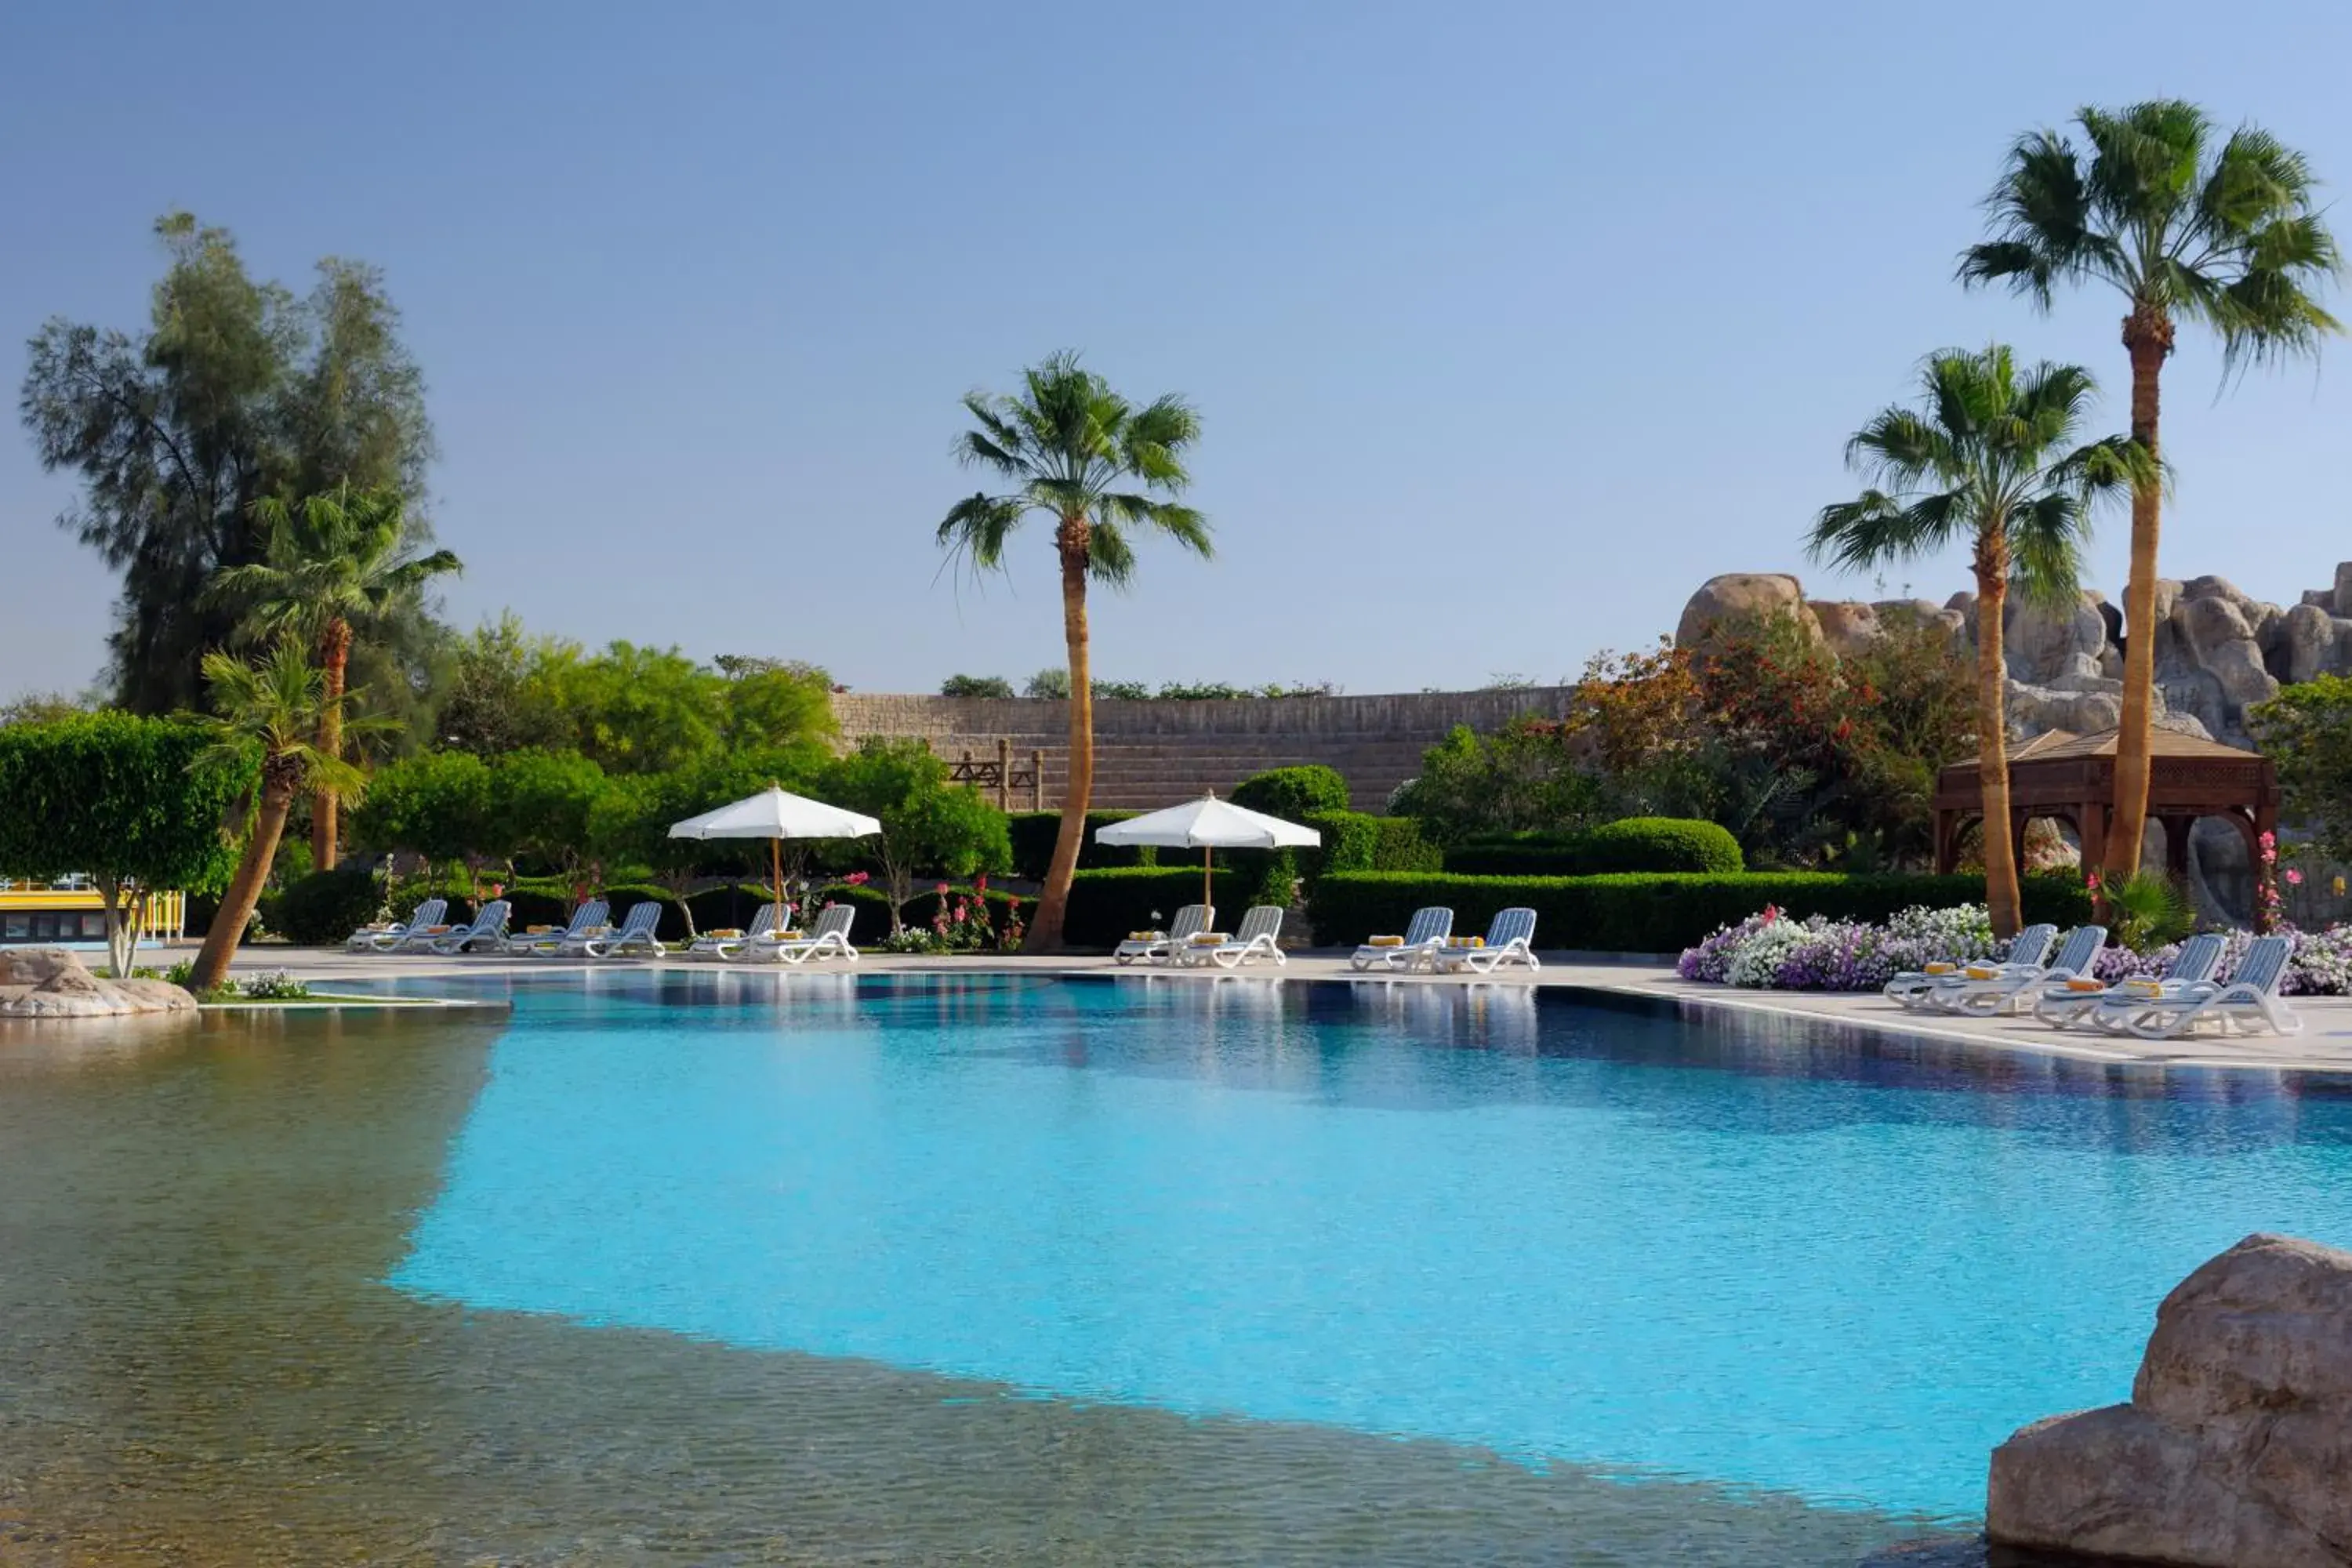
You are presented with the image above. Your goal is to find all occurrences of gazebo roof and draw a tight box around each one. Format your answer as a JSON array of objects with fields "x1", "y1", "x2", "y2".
[{"x1": 1941, "y1": 726, "x2": 2258, "y2": 777}]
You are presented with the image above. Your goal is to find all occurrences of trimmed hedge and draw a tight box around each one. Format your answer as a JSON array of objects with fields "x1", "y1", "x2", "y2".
[
  {"x1": 1306, "y1": 811, "x2": 1443, "y2": 876},
  {"x1": 274, "y1": 866, "x2": 387, "y2": 946},
  {"x1": 1230, "y1": 764, "x2": 1350, "y2": 820},
  {"x1": 1007, "y1": 811, "x2": 1156, "y2": 880},
  {"x1": 1064, "y1": 867, "x2": 1250, "y2": 949},
  {"x1": 1307, "y1": 871, "x2": 2093, "y2": 955},
  {"x1": 1444, "y1": 818, "x2": 1744, "y2": 877}
]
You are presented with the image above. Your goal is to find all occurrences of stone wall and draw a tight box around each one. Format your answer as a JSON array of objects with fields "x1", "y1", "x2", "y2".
[{"x1": 829, "y1": 688, "x2": 1575, "y2": 811}]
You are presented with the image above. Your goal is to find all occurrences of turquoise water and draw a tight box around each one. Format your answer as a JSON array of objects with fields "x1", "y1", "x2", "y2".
[{"x1": 387, "y1": 971, "x2": 2352, "y2": 1527}]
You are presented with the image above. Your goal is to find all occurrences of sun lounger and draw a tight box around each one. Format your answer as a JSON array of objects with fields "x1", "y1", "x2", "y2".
[
  {"x1": 2034, "y1": 931, "x2": 2225, "y2": 1031},
  {"x1": 583, "y1": 900, "x2": 665, "y2": 958},
  {"x1": 347, "y1": 898, "x2": 447, "y2": 953},
  {"x1": 1885, "y1": 924, "x2": 2053, "y2": 1010},
  {"x1": 742, "y1": 902, "x2": 858, "y2": 964},
  {"x1": 428, "y1": 899, "x2": 511, "y2": 954},
  {"x1": 2109, "y1": 935, "x2": 2300, "y2": 1040},
  {"x1": 1114, "y1": 904, "x2": 1212, "y2": 965},
  {"x1": 1430, "y1": 907, "x2": 1540, "y2": 975},
  {"x1": 684, "y1": 903, "x2": 784, "y2": 960},
  {"x1": 1936, "y1": 925, "x2": 2107, "y2": 1017},
  {"x1": 1185, "y1": 905, "x2": 1285, "y2": 968},
  {"x1": 504, "y1": 898, "x2": 610, "y2": 957},
  {"x1": 1352, "y1": 906, "x2": 1454, "y2": 972}
]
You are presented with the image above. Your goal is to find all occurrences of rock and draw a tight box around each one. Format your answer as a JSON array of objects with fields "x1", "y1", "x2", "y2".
[
  {"x1": 2176, "y1": 592, "x2": 2255, "y2": 660},
  {"x1": 2278, "y1": 603, "x2": 2340, "y2": 684},
  {"x1": 1987, "y1": 1232, "x2": 2352, "y2": 1568},
  {"x1": 2009, "y1": 682, "x2": 2122, "y2": 739},
  {"x1": 0, "y1": 947, "x2": 198, "y2": 1018},
  {"x1": 1811, "y1": 600, "x2": 1882, "y2": 658},
  {"x1": 2004, "y1": 593, "x2": 2108, "y2": 685},
  {"x1": 2304, "y1": 589, "x2": 2336, "y2": 610},
  {"x1": 1675, "y1": 573, "x2": 1820, "y2": 648},
  {"x1": 2336, "y1": 562, "x2": 2352, "y2": 617}
]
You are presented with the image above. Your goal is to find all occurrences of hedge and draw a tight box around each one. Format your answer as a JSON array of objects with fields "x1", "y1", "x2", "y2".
[
  {"x1": 1307, "y1": 871, "x2": 2093, "y2": 955},
  {"x1": 1007, "y1": 811, "x2": 1156, "y2": 880},
  {"x1": 1230, "y1": 764, "x2": 1350, "y2": 820},
  {"x1": 274, "y1": 866, "x2": 388, "y2": 946},
  {"x1": 1063, "y1": 867, "x2": 1250, "y2": 949},
  {"x1": 1214, "y1": 810, "x2": 1443, "y2": 913},
  {"x1": 1444, "y1": 818, "x2": 1744, "y2": 877}
]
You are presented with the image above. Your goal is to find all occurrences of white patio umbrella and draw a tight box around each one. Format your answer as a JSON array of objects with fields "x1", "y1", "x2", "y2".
[
  {"x1": 1094, "y1": 793, "x2": 1321, "y2": 915},
  {"x1": 669, "y1": 784, "x2": 881, "y2": 926}
]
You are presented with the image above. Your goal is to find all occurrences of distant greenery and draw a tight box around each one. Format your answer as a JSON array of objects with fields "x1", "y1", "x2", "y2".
[
  {"x1": 940, "y1": 673, "x2": 1015, "y2": 699},
  {"x1": 1009, "y1": 668, "x2": 1332, "y2": 702},
  {"x1": 2251, "y1": 675, "x2": 2352, "y2": 865}
]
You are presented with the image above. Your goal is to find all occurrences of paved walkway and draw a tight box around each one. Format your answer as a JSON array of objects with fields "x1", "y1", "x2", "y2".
[{"x1": 219, "y1": 945, "x2": 2352, "y2": 1076}]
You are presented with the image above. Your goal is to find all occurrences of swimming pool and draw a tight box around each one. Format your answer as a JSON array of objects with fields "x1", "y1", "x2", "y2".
[{"x1": 5, "y1": 971, "x2": 2349, "y2": 1563}]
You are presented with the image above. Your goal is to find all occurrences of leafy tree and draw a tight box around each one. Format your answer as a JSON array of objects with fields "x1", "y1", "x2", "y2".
[
  {"x1": 941, "y1": 674, "x2": 1016, "y2": 699},
  {"x1": 2250, "y1": 676, "x2": 2352, "y2": 865},
  {"x1": 209, "y1": 483, "x2": 460, "y2": 869},
  {"x1": 1808, "y1": 346, "x2": 2143, "y2": 935},
  {"x1": 348, "y1": 749, "x2": 494, "y2": 891},
  {"x1": 1391, "y1": 720, "x2": 1604, "y2": 842},
  {"x1": 485, "y1": 750, "x2": 608, "y2": 887},
  {"x1": 434, "y1": 614, "x2": 574, "y2": 755},
  {"x1": 186, "y1": 641, "x2": 379, "y2": 993},
  {"x1": 583, "y1": 747, "x2": 823, "y2": 938},
  {"x1": 20, "y1": 213, "x2": 436, "y2": 713},
  {"x1": 0, "y1": 691, "x2": 96, "y2": 728},
  {"x1": 720, "y1": 660, "x2": 836, "y2": 751},
  {"x1": 1022, "y1": 666, "x2": 1071, "y2": 699},
  {"x1": 822, "y1": 739, "x2": 1012, "y2": 931},
  {"x1": 1960, "y1": 100, "x2": 2341, "y2": 882},
  {"x1": 0, "y1": 713, "x2": 250, "y2": 975},
  {"x1": 937, "y1": 352, "x2": 1210, "y2": 949}
]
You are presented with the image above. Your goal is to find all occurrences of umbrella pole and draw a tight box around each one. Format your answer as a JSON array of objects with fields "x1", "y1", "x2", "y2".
[
  {"x1": 1203, "y1": 844, "x2": 1212, "y2": 916},
  {"x1": 772, "y1": 836, "x2": 785, "y2": 927}
]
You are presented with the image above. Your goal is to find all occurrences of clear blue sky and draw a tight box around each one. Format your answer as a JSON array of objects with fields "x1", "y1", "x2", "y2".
[{"x1": 5, "y1": 0, "x2": 2349, "y2": 702}]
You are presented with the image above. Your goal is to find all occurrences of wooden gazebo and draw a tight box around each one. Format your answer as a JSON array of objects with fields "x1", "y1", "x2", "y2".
[{"x1": 1932, "y1": 728, "x2": 2279, "y2": 879}]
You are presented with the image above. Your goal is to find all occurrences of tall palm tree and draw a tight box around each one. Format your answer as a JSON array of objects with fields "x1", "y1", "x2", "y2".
[
  {"x1": 1959, "y1": 100, "x2": 2341, "y2": 884},
  {"x1": 937, "y1": 352, "x2": 1209, "y2": 950},
  {"x1": 1809, "y1": 347, "x2": 2147, "y2": 936},
  {"x1": 185, "y1": 640, "x2": 381, "y2": 993},
  {"x1": 209, "y1": 483, "x2": 460, "y2": 869}
]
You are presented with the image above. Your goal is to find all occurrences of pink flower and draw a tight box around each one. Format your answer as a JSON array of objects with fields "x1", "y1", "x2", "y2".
[
  {"x1": 844, "y1": 871, "x2": 870, "y2": 887},
  {"x1": 2085, "y1": 871, "x2": 2102, "y2": 892},
  {"x1": 2286, "y1": 869, "x2": 2303, "y2": 886},
  {"x1": 937, "y1": 881, "x2": 951, "y2": 895}
]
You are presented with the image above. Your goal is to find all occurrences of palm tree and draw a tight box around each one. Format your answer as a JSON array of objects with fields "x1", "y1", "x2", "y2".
[
  {"x1": 1808, "y1": 347, "x2": 2147, "y2": 936},
  {"x1": 209, "y1": 484, "x2": 460, "y2": 869},
  {"x1": 936, "y1": 352, "x2": 1209, "y2": 950},
  {"x1": 185, "y1": 639, "x2": 381, "y2": 993},
  {"x1": 1959, "y1": 100, "x2": 2341, "y2": 884}
]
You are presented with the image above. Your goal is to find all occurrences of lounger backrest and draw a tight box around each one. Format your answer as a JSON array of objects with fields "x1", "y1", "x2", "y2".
[
  {"x1": 2168, "y1": 931, "x2": 2227, "y2": 984},
  {"x1": 2047, "y1": 925, "x2": 2107, "y2": 978},
  {"x1": 1234, "y1": 906, "x2": 1283, "y2": 944},
  {"x1": 812, "y1": 902, "x2": 855, "y2": 939},
  {"x1": 411, "y1": 898, "x2": 448, "y2": 930},
  {"x1": 745, "y1": 903, "x2": 782, "y2": 938},
  {"x1": 613, "y1": 901, "x2": 662, "y2": 938},
  {"x1": 567, "y1": 898, "x2": 610, "y2": 935},
  {"x1": 2002, "y1": 924, "x2": 2057, "y2": 967},
  {"x1": 2231, "y1": 935, "x2": 2292, "y2": 996},
  {"x1": 1403, "y1": 906, "x2": 1454, "y2": 946},
  {"x1": 1170, "y1": 905, "x2": 1212, "y2": 941},
  {"x1": 1486, "y1": 906, "x2": 1537, "y2": 949},
  {"x1": 471, "y1": 899, "x2": 510, "y2": 934}
]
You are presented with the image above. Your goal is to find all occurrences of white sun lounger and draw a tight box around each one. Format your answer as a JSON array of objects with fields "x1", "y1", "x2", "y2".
[
  {"x1": 2119, "y1": 935, "x2": 2303, "y2": 1040},
  {"x1": 1183, "y1": 905, "x2": 1286, "y2": 969},
  {"x1": 428, "y1": 899, "x2": 512, "y2": 954},
  {"x1": 348, "y1": 898, "x2": 447, "y2": 953},
  {"x1": 684, "y1": 903, "x2": 784, "y2": 960},
  {"x1": 2034, "y1": 931, "x2": 2226, "y2": 1031},
  {"x1": 1114, "y1": 905, "x2": 1212, "y2": 965},
  {"x1": 1936, "y1": 925, "x2": 2107, "y2": 1017},
  {"x1": 583, "y1": 899, "x2": 665, "y2": 958},
  {"x1": 1885, "y1": 924, "x2": 2053, "y2": 1010},
  {"x1": 742, "y1": 902, "x2": 858, "y2": 964},
  {"x1": 1430, "y1": 907, "x2": 1540, "y2": 975},
  {"x1": 1352, "y1": 906, "x2": 1454, "y2": 972},
  {"x1": 504, "y1": 898, "x2": 610, "y2": 957}
]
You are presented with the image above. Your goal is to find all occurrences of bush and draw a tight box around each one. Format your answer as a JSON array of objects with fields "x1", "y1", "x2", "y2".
[
  {"x1": 272, "y1": 866, "x2": 386, "y2": 946},
  {"x1": 1007, "y1": 811, "x2": 1156, "y2": 880},
  {"x1": 939, "y1": 674, "x2": 1014, "y2": 699},
  {"x1": 1305, "y1": 811, "x2": 1443, "y2": 876},
  {"x1": 1063, "y1": 867, "x2": 1250, "y2": 949},
  {"x1": 1307, "y1": 871, "x2": 2092, "y2": 955},
  {"x1": 1444, "y1": 818, "x2": 1743, "y2": 877},
  {"x1": 1230, "y1": 764, "x2": 1350, "y2": 820}
]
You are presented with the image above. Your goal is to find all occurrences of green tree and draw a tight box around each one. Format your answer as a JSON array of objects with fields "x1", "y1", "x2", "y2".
[
  {"x1": 941, "y1": 674, "x2": 1015, "y2": 699},
  {"x1": 822, "y1": 739, "x2": 1012, "y2": 931},
  {"x1": 1022, "y1": 666, "x2": 1070, "y2": 699},
  {"x1": 434, "y1": 614, "x2": 575, "y2": 755},
  {"x1": 719, "y1": 659, "x2": 837, "y2": 751},
  {"x1": 2249, "y1": 676, "x2": 2352, "y2": 865},
  {"x1": 485, "y1": 750, "x2": 608, "y2": 888},
  {"x1": 20, "y1": 213, "x2": 437, "y2": 713},
  {"x1": 1960, "y1": 100, "x2": 2342, "y2": 884},
  {"x1": 1808, "y1": 347, "x2": 2143, "y2": 935},
  {"x1": 348, "y1": 749, "x2": 494, "y2": 891},
  {"x1": 186, "y1": 641, "x2": 379, "y2": 993},
  {"x1": 936, "y1": 352, "x2": 1210, "y2": 949},
  {"x1": 209, "y1": 484, "x2": 460, "y2": 869},
  {"x1": 0, "y1": 713, "x2": 251, "y2": 975}
]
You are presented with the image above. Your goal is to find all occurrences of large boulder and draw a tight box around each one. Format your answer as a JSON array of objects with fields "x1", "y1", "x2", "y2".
[
  {"x1": 1987, "y1": 1232, "x2": 2352, "y2": 1568},
  {"x1": 1810, "y1": 600, "x2": 1882, "y2": 658},
  {"x1": 2336, "y1": 562, "x2": 2352, "y2": 617},
  {"x1": 1674, "y1": 573, "x2": 1820, "y2": 648},
  {"x1": 2005, "y1": 593, "x2": 2108, "y2": 685},
  {"x1": 2275, "y1": 603, "x2": 2343, "y2": 684},
  {"x1": 0, "y1": 946, "x2": 198, "y2": 1018}
]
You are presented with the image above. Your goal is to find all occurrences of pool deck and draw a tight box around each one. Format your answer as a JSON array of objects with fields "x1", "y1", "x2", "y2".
[{"x1": 213, "y1": 943, "x2": 2352, "y2": 1076}]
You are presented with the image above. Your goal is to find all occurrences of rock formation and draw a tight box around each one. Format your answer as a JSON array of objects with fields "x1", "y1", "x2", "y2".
[
  {"x1": 1987, "y1": 1232, "x2": 2352, "y2": 1568},
  {"x1": 1675, "y1": 573, "x2": 1820, "y2": 648},
  {"x1": 0, "y1": 946, "x2": 197, "y2": 1018}
]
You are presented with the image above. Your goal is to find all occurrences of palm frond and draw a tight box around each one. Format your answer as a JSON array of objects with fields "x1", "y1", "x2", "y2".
[{"x1": 2009, "y1": 492, "x2": 2089, "y2": 608}]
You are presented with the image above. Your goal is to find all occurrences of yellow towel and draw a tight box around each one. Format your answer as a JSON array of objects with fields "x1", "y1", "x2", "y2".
[
  {"x1": 421, "y1": 925, "x2": 452, "y2": 935},
  {"x1": 1447, "y1": 936, "x2": 1486, "y2": 949},
  {"x1": 1127, "y1": 930, "x2": 1164, "y2": 942},
  {"x1": 1923, "y1": 962, "x2": 1955, "y2": 975},
  {"x1": 1191, "y1": 933, "x2": 1228, "y2": 944},
  {"x1": 1367, "y1": 935, "x2": 1404, "y2": 948},
  {"x1": 2065, "y1": 978, "x2": 2103, "y2": 993},
  {"x1": 708, "y1": 928, "x2": 742, "y2": 939},
  {"x1": 1964, "y1": 965, "x2": 1997, "y2": 981},
  {"x1": 2125, "y1": 979, "x2": 2164, "y2": 996}
]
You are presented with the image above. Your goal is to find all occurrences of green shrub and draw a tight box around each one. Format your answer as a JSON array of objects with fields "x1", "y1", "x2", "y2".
[
  {"x1": 1443, "y1": 835, "x2": 1588, "y2": 877},
  {"x1": 1063, "y1": 867, "x2": 1250, "y2": 949},
  {"x1": 1230, "y1": 764, "x2": 1350, "y2": 820},
  {"x1": 1307, "y1": 871, "x2": 2092, "y2": 955},
  {"x1": 1007, "y1": 811, "x2": 1156, "y2": 880},
  {"x1": 1305, "y1": 811, "x2": 1443, "y2": 875},
  {"x1": 1443, "y1": 818, "x2": 1744, "y2": 877},
  {"x1": 272, "y1": 866, "x2": 384, "y2": 946}
]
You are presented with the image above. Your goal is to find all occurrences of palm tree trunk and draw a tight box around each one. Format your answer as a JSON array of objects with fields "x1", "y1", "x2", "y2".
[
  {"x1": 2104, "y1": 307, "x2": 2174, "y2": 888},
  {"x1": 313, "y1": 617, "x2": 352, "y2": 871},
  {"x1": 1025, "y1": 521, "x2": 1093, "y2": 952},
  {"x1": 1975, "y1": 557, "x2": 2021, "y2": 939},
  {"x1": 189, "y1": 781, "x2": 295, "y2": 994}
]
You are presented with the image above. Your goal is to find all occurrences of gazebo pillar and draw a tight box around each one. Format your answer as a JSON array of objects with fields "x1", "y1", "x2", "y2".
[{"x1": 2076, "y1": 800, "x2": 2106, "y2": 884}]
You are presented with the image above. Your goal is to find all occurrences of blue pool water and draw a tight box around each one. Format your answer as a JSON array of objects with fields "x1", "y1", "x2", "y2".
[{"x1": 390, "y1": 971, "x2": 2352, "y2": 1526}]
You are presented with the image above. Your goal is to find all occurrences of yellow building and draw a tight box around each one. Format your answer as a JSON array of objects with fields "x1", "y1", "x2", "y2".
[{"x1": 0, "y1": 880, "x2": 187, "y2": 948}]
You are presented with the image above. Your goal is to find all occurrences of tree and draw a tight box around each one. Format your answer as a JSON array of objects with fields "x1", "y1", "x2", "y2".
[
  {"x1": 1960, "y1": 100, "x2": 2341, "y2": 883},
  {"x1": 485, "y1": 750, "x2": 608, "y2": 889},
  {"x1": 434, "y1": 614, "x2": 574, "y2": 755},
  {"x1": 1022, "y1": 667, "x2": 1070, "y2": 699},
  {"x1": 20, "y1": 213, "x2": 436, "y2": 713},
  {"x1": 2249, "y1": 677, "x2": 2352, "y2": 866},
  {"x1": 0, "y1": 713, "x2": 251, "y2": 975},
  {"x1": 209, "y1": 483, "x2": 460, "y2": 869},
  {"x1": 941, "y1": 674, "x2": 1016, "y2": 699},
  {"x1": 186, "y1": 641, "x2": 377, "y2": 993},
  {"x1": 822, "y1": 739, "x2": 1012, "y2": 931},
  {"x1": 1809, "y1": 347, "x2": 2143, "y2": 935},
  {"x1": 719, "y1": 660, "x2": 837, "y2": 752},
  {"x1": 936, "y1": 353, "x2": 1210, "y2": 949},
  {"x1": 348, "y1": 749, "x2": 494, "y2": 891}
]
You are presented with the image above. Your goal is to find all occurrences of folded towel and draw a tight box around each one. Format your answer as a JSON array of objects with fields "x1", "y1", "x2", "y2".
[
  {"x1": 1923, "y1": 962, "x2": 1955, "y2": 975},
  {"x1": 1127, "y1": 930, "x2": 1164, "y2": 942},
  {"x1": 1964, "y1": 965, "x2": 1997, "y2": 981},
  {"x1": 706, "y1": 928, "x2": 742, "y2": 938},
  {"x1": 1447, "y1": 936, "x2": 1486, "y2": 949},
  {"x1": 527, "y1": 924, "x2": 557, "y2": 935},
  {"x1": 1366, "y1": 935, "x2": 1404, "y2": 948},
  {"x1": 421, "y1": 925, "x2": 452, "y2": 935},
  {"x1": 1191, "y1": 933, "x2": 1228, "y2": 944},
  {"x1": 2125, "y1": 979, "x2": 2164, "y2": 996},
  {"x1": 2065, "y1": 978, "x2": 2103, "y2": 993}
]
